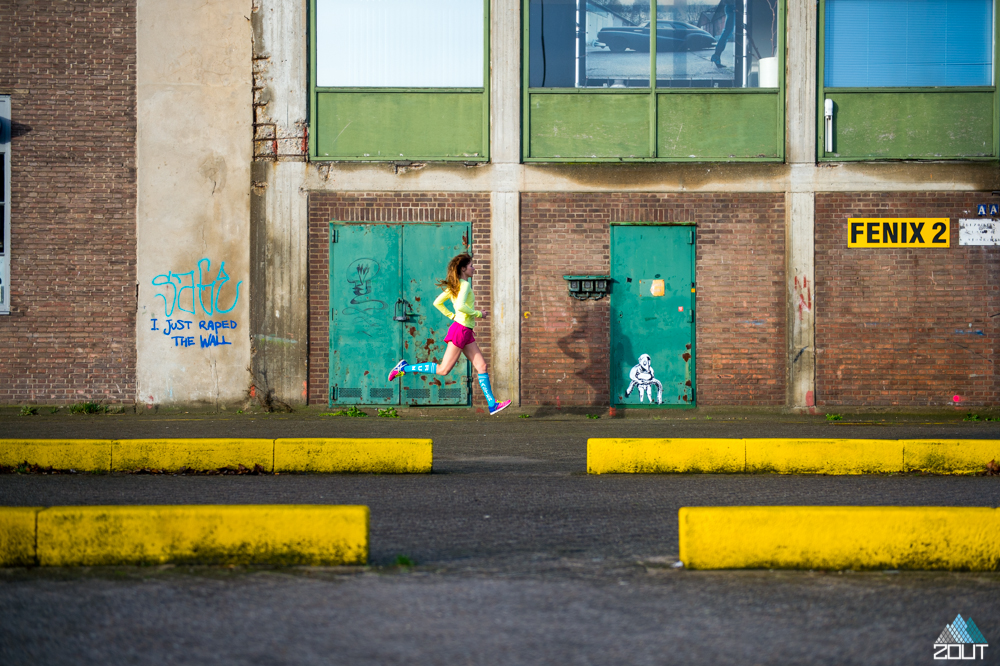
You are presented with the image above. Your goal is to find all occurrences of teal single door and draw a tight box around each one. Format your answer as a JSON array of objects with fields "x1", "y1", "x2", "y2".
[
  {"x1": 610, "y1": 225, "x2": 695, "y2": 407},
  {"x1": 329, "y1": 223, "x2": 470, "y2": 406},
  {"x1": 400, "y1": 223, "x2": 471, "y2": 406},
  {"x1": 329, "y1": 224, "x2": 402, "y2": 405}
]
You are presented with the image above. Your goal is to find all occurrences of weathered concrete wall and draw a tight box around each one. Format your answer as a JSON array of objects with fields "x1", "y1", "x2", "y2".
[{"x1": 136, "y1": 0, "x2": 252, "y2": 407}]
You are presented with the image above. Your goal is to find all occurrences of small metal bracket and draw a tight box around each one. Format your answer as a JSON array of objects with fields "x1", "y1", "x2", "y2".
[{"x1": 563, "y1": 275, "x2": 611, "y2": 301}]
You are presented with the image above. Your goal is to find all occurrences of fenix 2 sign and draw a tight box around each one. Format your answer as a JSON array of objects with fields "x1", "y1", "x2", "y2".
[{"x1": 848, "y1": 218, "x2": 950, "y2": 248}]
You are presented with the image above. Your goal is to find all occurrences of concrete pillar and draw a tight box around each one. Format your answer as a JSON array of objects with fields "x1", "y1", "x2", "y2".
[
  {"x1": 489, "y1": 0, "x2": 522, "y2": 404},
  {"x1": 136, "y1": 0, "x2": 252, "y2": 407},
  {"x1": 784, "y1": 0, "x2": 818, "y2": 410},
  {"x1": 250, "y1": 0, "x2": 310, "y2": 406}
]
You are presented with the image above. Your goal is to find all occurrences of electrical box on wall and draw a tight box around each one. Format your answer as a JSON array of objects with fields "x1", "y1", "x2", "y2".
[{"x1": 563, "y1": 275, "x2": 611, "y2": 301}]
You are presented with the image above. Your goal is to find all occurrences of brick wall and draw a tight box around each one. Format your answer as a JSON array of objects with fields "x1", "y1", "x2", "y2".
[
  {"x1": 308, "y1": 192, "x2": 492, "y2": 407},
  {"x1": 0, "y1": 2, "x2": 137, "y2": 404},
  {"x1": 520, "y1": 193, "x2": 786, "y2": 407},
  {"x1": 816, "y1": 193, "x2": 999, "y2": 407}
]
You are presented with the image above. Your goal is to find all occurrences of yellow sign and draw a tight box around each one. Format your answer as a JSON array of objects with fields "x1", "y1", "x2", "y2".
[{"x1": 848, "y1": 218, "x2": 950, "y2": 248}]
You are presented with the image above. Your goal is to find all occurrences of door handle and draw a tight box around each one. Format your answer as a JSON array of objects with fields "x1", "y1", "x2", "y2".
[{"x1": 393, "y1": 298, "x2": 414, "y2": 322}]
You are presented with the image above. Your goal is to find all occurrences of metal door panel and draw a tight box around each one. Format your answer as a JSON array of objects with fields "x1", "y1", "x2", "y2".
[
  {"x1": 329, "y1": 224, "x2": 401, "y2": 405},
  {"x1": 400, "y1": 223, "x2": 471, "y2": 406},
  {"x1": 610, "y1": 226, "x2": 695, "y2": 406}
]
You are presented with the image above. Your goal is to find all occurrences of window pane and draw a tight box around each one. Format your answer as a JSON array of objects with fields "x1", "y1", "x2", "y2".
[
  {"x1": 316, "y1": 0, "x2": 484, "y2": 87},
  {"x1": 825, "y1": 0, "x2": 994, "y2": 87},
  {"x1": 531, "y1": 0, "x2": 652, "y2": 88},
  {"x1": 656, "y1": 0, "x2": 779, "y2": 88}
]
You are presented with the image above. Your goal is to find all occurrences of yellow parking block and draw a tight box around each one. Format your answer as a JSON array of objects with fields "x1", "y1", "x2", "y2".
[
  {"x1": 0, "y1": 439, "x2": 112, "y2": 473},
  {"x1": 0, "y1": 507, "x2": 42, "y2": 566},
  {"x1": 112, "y1": 439, "x2": 274, "y2": 472},
  {"x1": 679, "y1": 506, "x2": 1000, "y2": 570},
  {"x1": 274, "y1": 438, "x2": 432, "y2": 473},
  {"x1": 745, "y1": 438, "x2": 904, "y2": 474},
  {"x1": 903, "y1": 440, "x2": 1000, "y2": 474},
  {"x1": 588, "y1": 438, "x2": 744, "y2": 474},
  {"x1": 36, "y1": 505, "x2": 369, "y2": 566}
]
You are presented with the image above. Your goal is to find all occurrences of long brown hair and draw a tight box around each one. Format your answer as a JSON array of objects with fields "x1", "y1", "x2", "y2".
[{"x1": 436, "y1": 253, "x2": 472, "y2": 297}]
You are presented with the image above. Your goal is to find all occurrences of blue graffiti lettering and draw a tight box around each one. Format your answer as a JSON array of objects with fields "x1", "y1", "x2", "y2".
[
  {"x1": 150, "y1": 318, "x2": 158, "y2": 331},
  {"x1": 199, "y1": 334, "x2": 232, "y2": 347},
  {"x1": 172, "y1": 336, "x2": 196, "y2": 347},
  {"x1": 162, "y1": 319, "x2": 194, "y2": 336},
  {"x1": 199, "y1": 320, "x2": 237, "y2": 331},
  {"x1": 152, "y1": 258, "x2": 242, "y2": 318}
]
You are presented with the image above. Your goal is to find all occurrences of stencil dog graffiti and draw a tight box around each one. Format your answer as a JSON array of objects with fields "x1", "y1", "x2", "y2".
[
  {"x1": 151, "y1": 258, "x2": 242, "y2": 318},
  {"x1": 626, "y1": 354, "x2": 663, "y2": 404},
  {"x1": 341, "y1": 258, "x2": 386, "y2": 336}
]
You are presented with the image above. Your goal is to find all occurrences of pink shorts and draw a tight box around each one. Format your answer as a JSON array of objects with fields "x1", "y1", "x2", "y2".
[{"x1": 444, "y1": 321, "x2": 476, "y2": 349}]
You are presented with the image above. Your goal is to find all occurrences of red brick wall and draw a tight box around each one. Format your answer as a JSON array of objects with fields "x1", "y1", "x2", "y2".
[
  {"x1": 816, "y1": 193, "x2": 999, "y2": 407},
  {"x1": 308, "y1": 192, "x2": 492, "y2": 407},
  {"x1": 520, "y1": 193, "x2": 786, "y2": 407},
  {"x1": 0, "y1": 2, "x2": 137, "y2": 404}
]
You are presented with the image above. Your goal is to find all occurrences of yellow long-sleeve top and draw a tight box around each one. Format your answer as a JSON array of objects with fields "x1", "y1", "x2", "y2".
[{"x1": 433, "y1": 279, "x2": 482, "y2": 329}]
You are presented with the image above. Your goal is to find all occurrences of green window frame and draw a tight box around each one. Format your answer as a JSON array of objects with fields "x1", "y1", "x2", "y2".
[
  {"x1": 817, "y1": 0, "x2": 1000, "y2": 161},
  {"x1": 522, "y1": 0, "x2": 786, "y2": 162},
  {"x1": 308, "y1": 0, "x2": 491, "y2": 162}
]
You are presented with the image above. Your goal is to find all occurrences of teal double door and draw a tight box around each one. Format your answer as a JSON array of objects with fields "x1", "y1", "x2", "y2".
[
  {"x1": 610, "y1": 225, "x2": 696, "y2": 407},
  {"x1": 329, "y1": 223, "x2": 471, "y2": 406}
]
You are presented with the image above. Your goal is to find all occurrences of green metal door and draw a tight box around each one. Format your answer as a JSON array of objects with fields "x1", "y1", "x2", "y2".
[
  {"x1": 400, "y1": 223, "x2": 471, "y2": 406},
  {"x1": 329, "y1": 223, "x2": 471, "y2": 407},
  {"x1": 610, "y1": 225, "x2": 695, "y2": 407},
  {"x1": 329, "y1": 224, "x2": 402, "y2": 405}
]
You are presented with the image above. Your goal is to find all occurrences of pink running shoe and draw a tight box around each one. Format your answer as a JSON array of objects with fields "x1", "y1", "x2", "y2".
[
  {"x1": 489, "y1": 400, "x2": 511, "y2": 416},
  {"x1": 387, "y1": 359, "x2": 407, "y2": 382}
]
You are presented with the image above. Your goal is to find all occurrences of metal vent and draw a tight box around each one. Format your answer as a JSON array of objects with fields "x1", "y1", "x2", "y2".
[
  {"x1": 370, "y1": 388, "x2": 394, "y2": 399},
  {"x1": 339, "y1": 387, "x2": 362, "y2": 398},
  {"x1": 438, "y1": 388, "x2": 462, "y2": 399},
  {"x1": 405, "y1": 388, "x2": 430, "y2": 399}
]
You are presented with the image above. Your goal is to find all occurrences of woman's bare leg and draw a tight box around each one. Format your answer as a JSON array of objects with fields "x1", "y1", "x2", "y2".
[
  {"x1": 436, "y1": 342, "x2": 464, "y2": 375},
  {"x1": 461, "y1": 342, "x2": 488, "y2": 374}
]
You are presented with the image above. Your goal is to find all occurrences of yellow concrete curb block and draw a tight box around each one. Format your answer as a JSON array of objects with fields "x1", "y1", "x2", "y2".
[
  {"x1": 587, "y1": 438, "x2": 1000, "y2": 474},
  {"x1": 745, "y1": 438, "x2": 903, "y2": 474},
  {"x1": 2, "y1": 505, "x2": 368, "y2": 566},
  {"x1": 275, "y1": 438, "x2": 433, "y2": 473},
  {"x1": 0, "y1": 439, "x2": 112, "y2": 473},
  {"x1": 588, "y1": 438, "x2": 743, "y2": 474},
  {"x1": 0, "y1": 438, "x2": 434, "y2": 474},
  {"x1": 113, "y1": 439, "x2": 274, "y2": 472},
  {"x1": 679, "y1": 506, "x2": 1000, "y2": 571},
  {"x1": 0, "y1": 507, "x2": 42, "y2": 566}
]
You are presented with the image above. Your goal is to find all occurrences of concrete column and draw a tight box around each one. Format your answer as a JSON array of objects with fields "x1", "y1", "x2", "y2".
[
  {"x1": 250, "y1": 0, "x2": 310, "y2": 406},
  {"x1": 489, "y1": 0, "x2": 522, "y2": 404},
  {"x1": 784, "y1": 0, "x2": 817, "y2": 410},
  {"x1": 136, "y1": 0, "x2": 253, "y2": 407}
]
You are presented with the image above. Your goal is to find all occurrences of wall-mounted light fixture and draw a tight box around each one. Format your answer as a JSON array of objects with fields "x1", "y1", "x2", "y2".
[{"x1": 563, "y1": 275, "x2": 611, "y2": 300}]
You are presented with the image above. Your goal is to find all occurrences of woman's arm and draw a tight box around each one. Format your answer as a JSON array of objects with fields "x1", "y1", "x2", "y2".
[
  {"x1": 452, "y1": 280, "x2": 482, "y2": 318},
  {"x1": 433, "y1": 290, "x2": 455, "y2": 320}
]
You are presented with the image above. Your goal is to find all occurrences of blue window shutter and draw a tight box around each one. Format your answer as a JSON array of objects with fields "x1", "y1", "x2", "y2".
[{"x1": 826, "y1": 0, "x2": 994, "y2": 87}]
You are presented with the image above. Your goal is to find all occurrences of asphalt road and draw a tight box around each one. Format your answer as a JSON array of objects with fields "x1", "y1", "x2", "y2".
[{"x1": 1, "y1": 410, "x2": 999, "y2": 665}]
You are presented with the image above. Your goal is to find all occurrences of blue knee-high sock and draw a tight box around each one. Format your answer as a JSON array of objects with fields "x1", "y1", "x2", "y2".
[
  {"x1": 477, "y1": 373, "x2": 496, "y2": 408},
  {"x1": 404, "y1": 363, "x2": 437, "y2": 374}
]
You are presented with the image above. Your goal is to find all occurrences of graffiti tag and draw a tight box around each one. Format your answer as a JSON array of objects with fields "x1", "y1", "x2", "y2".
[{"x1": 152, "y1": 258, "x2": 242, "y2": 318}]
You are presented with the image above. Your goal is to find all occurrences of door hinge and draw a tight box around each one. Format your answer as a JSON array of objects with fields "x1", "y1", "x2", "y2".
[
  {"x1": 329, "y1": 385, "x2": 337, "y2": 402},
  {"x1": 331, "y1": 229, "x2": 339, "y2": 243},
  {"x1": 688, "y1": 230, "x2": 695, "y2": 244},
  {"x1": 688, "y1": 309, "x2": 695, "y2": 324}
]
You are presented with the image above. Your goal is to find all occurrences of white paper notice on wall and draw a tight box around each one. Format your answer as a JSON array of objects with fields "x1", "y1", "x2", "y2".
[{"x1": 959, "y1": 219, "x2": 1000, "y2": 246}]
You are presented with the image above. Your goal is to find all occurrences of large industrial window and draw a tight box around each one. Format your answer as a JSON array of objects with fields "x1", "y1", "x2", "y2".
[
  {"x1": 0, "y1": 96, "x2": 9, "y2": 314},
  {"x1": 524, "y1": 0, "x2": 784, "y2": 161},
  {"x1": 309, "y1": 0, "x2": 490, "y2": 161},
  {"x1": 820, "y1": 0, "x2": 999, "y2": 160}
]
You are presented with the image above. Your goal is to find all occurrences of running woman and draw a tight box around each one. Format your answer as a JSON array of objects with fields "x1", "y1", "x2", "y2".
[{"x1": 387, "y1": 253, "x2": 511, "y2": 415}]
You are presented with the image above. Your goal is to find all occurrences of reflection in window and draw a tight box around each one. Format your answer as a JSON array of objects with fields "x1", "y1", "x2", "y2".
[
  {"x1": 529, "y1": 1, "x2": 778, "y2": 88},
  {"x1": 825, "y1": 0, "x2": 994, "y2": 87},
  {"x1": 316, "y1": 0, "x2": 484, "y2": 88}
]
